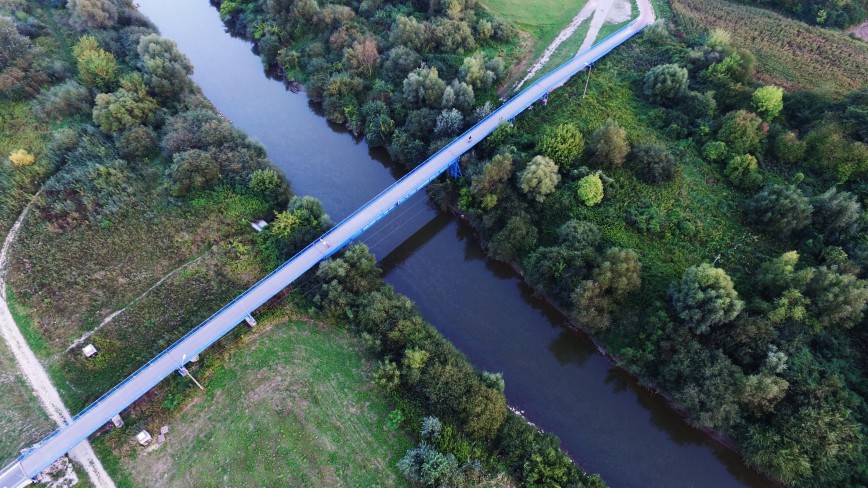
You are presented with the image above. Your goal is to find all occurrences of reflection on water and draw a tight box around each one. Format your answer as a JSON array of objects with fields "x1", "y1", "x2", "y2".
[{"x1": 138, "y1": 0, "x2": 774, "y2": 486}]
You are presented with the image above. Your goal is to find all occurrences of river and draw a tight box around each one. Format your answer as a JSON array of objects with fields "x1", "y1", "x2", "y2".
[{"x1": 136, "y1": 1, "x2": 772, "y2": 486}]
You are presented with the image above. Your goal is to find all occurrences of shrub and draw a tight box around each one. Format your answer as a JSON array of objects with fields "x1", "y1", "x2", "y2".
[
  {"x1": 724, "y1": 154, "x2": 760, "y2": 188},
  {"x1": 92, "y1": 74, "x2": 158, "y2": 134},
  {"x1": 248, "y1": 167, "x2": 291, "y2": 211},
  {"x1": 9, "y1": 149, "x2": 35, "y2": 166},
  {"x1": 701, "y1": 140, "x2": 728, "y2": 162},
  {"x1": 669, "y1": 263, "x2": 744, "y2": 334},
  {"x1": 115, "y1": 125, "x2": 158, "y2": 161},
  {"x1": 137, "y1": 34, "x2": 194, "y2": 100},
  {"x1": 589, "y1": 119, "x2": 630, "y2": 168},
  {"x1": 632, "y1": 144, "x2": 676, "y2": 184},
  {"x1": 67, "y1": 0, "x2": 117, "y2": 31},
  {"x1": 576, "y1": 173, "x2": 604, "y2": 206},
  {"x1": 32, "y1": 81, "x2": 92, "y2": 121}
]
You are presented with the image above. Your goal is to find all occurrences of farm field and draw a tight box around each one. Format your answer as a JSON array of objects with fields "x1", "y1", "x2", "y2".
[
  {"x1": 671, "y1": 0, "x2": 868, "y2": 93},
  {"x1": 93, "y1": 318, "x2": 412, "y2": 488}
]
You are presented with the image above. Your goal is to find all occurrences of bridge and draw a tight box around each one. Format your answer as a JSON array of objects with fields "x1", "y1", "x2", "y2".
[{"x1": 0, "y1": 2, "x2": 653, "y2": 486}]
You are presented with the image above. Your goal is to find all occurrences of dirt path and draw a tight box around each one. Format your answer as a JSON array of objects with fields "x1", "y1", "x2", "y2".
[
  {"x1": 577, "y1": 0, "x2": 630, "y2": 53},
  {"x1": 0, "y1": 200, "x2": 116, "y2": 488}
]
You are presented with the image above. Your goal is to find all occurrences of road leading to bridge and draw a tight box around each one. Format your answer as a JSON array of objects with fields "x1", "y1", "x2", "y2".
[{"x1": 0, "y1": 2, "x2": 653, "y2": 486}]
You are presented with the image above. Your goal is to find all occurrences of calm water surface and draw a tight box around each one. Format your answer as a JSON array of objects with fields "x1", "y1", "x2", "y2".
[{"x1": 137, "y1": 1, "x2": 773, "y2": 486}]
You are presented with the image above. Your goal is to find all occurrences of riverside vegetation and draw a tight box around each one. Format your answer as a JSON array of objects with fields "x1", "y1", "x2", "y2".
[
  {"x1": 1, "y1": 0, "x2": 604, "y2": 486},
  {"x1": 219, "y1": 0, "x2": 868, "y2": 486}
]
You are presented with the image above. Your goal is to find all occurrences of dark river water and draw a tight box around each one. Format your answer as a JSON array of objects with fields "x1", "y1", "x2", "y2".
[{"x1": 136, "y1": 1, "x2": 773, "y2": 486}]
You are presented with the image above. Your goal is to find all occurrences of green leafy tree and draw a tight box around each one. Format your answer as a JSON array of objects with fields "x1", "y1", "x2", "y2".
[
  {"x1": 403, "y1": 66, "x2": 446, "y2": 108},
  {"x1": 718, "y1": 110, "x2": 767, "y2": 155},
  {"x1": 169, "y1": 149, "x2": 221, "y2": 197},
  {"x1": 756, "y1": 251, "x2": 813, "y2": 298},
  {"x1": 670, "y1": 263, "x2": 744, "y2": 334},
  {"x1": 382, "y1": 46, "x2": 422, "y2": 84},
  {"x1": 752, "y1": 85, "x2": 784, "y2": 120},
  {"x1": 576, "y1": 173, "x2": 604, "y2": 206},
  {"x1": 344, "y1": 37, "x2": 379, "y2": 77},
  {"x1": 806, "y1": 266, "x2": 868, "y2": 331},
  {"x1": 589, "y1": 119, "x2": 629, "y2": 168},
  {"x1": 92, "y1": 74, "x2": 158, "y2": 134},
  {"x1": 643, "y1": 63, "x2": 688, "y2": 104},
  {"x1": 137, "y1": 34, "x2": 194, "y2": 100},
  {"x1": 487, "y1": 212, "x2": 537, "y2": 262},
  {"x1": 248, "y1": 168, "x2": 291, "y2": 210},
  {"x1": 67, "y1": 0, "x2": 117, "y2": 31},
  {"x1": 745, "y1": 184, "x2": 812, "y2": 237},
  {"x1": 259, "y1": 196, "x2": 332, "y2": 266},
  {"x1": 771, "y1": 131, "x2": 806, "y2": 164},
  {"x1": 810, "y1": 187, "x2": 862, "y2": 242},
  {"x1": 470, "y1": 152, "x2": 513, "y2": 198},
  {"x1": 518, "y1": 155, "x2": 560, "y2": 202},
  {"x1": 73, "y1": 35, "x2": 118, "y2": 92},
  {"x1": 595, "y1": 248, "x2": 642, "y2": 299},
  {"x1": 571, "y1": 279, "x2": 611, "y2": 333},
  {"x1": 537, "y1": 123, "x2": 584, "y2": 169}
]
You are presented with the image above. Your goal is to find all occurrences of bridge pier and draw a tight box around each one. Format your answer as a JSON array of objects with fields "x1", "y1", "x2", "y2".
[
  {"x1": 244, "y1": 314, "x2": 257, "y2": 327},
  {"x1": 448, "y1": 159, "x2": 463, "y2": 178},
  {"x1": 542, "y1": 91, "x2": 548, "y2": 105}
]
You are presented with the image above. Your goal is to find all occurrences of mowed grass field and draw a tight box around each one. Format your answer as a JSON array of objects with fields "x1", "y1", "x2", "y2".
[
  {"x1": 96, "y1": 319, "x2": 412, "y2": 488},
  {"x1": 672, "y1": 0, "x2": 868, "y2": 93},
  {"x1": 481, "y1": 0, "x2": 591, "y2": 54},
  {"x1": 0, "y1": 338, "x2": 54, "y2": 467}
]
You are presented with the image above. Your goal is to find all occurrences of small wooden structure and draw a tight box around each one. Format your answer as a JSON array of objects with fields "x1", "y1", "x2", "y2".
[
  {"x1": 82, "y1": 344, "x2": 97, "y2": 358},
  {"x1": 135, "y1": 430, "x2": 152, "y2": 446}
]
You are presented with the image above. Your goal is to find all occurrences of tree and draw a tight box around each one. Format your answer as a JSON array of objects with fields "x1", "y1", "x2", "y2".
[
  {"x1": 576, "y1": 173, "x2": 604, "y2": 207},
  {"x1": 724, "y1": 154, "x2": 760, "y2": 188},
  {"x1": 518, "y1": 155, "x2": 560, "y2": 202},
  {"x1": 361, "y1": 100, "x2": 394, "y2": 147},
  {"x1": 557, "y1": 220, "x2": 601, "y2": 250},
  {"x1": 259, "y1": 196, "x2": 332, "y2": 266},
  {"x1": 169, "y1": 149, "x2": 221, "y2": 197},
  {"x1": 434, "y1": 108, "x2": 463, "y2": 136},
  {"x1": 67, "y1": 0, "x2": 117, "y2": 31},
  {"x1": 8, "y1": 149, "x2": 35, "y2": 167},
  {"x1": 632, "y1": 144, "x2": 676, "y2": 183},
  {"x1": 382, "y1": 46, "x2": 421, "y2": 84},
  {"x1": 752, "y1": 85, "x2": 784, "y2": 120},
  {"x1": 670, "y1": 263, "x2": 744, "y2": 335},
  {"x1": 718, "y1": 110, "x2": 767, "y2": 155},
  {"x1": 249, "y1": 168, "x2": 291, "y2": 210},
  {"x1": 810, "y1": 187, "x2": 862, "y2": 242},
  {"x1": 116, "y1": 125, "x2": 158, "y2": 161},
  {"x1": 92, "y1": 74, "x2": 158, "y2": 134},
  {"x1": 487, "y1": 213, "x2": 537, "y2": 262},
  {"x1": 643, "y1": 64, "x2": 688, "y2": 104},
  {"x1": 589, "y1": 119, "x2": 629, "y2": 168},
  {"x1": 390, "y1": 16, "x2": 433, "y2": 53},
  {"x1": 595, "y1": 248, "x2": 641, "y2": 299},
  {"x1": 756, "y1": 251, "x2": 813, "y2": 298},
  {"x1": 701, "y1": 140, "x2": 728, "y2": 163},
  {"x1": 537, "y1": 123, "x2": 584, "y2": 169},
  {"x1": 403, "y1": 66, "x2": 446, "y2": 108},
  {"x1": 745, "y1": 184, "x2": 812, "y2": 237},
  {"x1": 806, "y1": 266, "x2": 868, "y2": 331},
  {"x1": 137, "y1": 34, "x2": 194, "y2": 100},
  {"x1": 470, "y1": 153, "x2": 513, "y2": 197},
  {"x1": 571, "y1": 280, "x2": 611, "y2": 333},
  {"x1": 344, "y1": 37, "x2": 379, "y2": 77},
  {"x1": 73, "y1": 35, "x2": 118, "y2": 92},
  {"x1": 740, "y1": 374, "x2": 789, "y2": 414}
]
